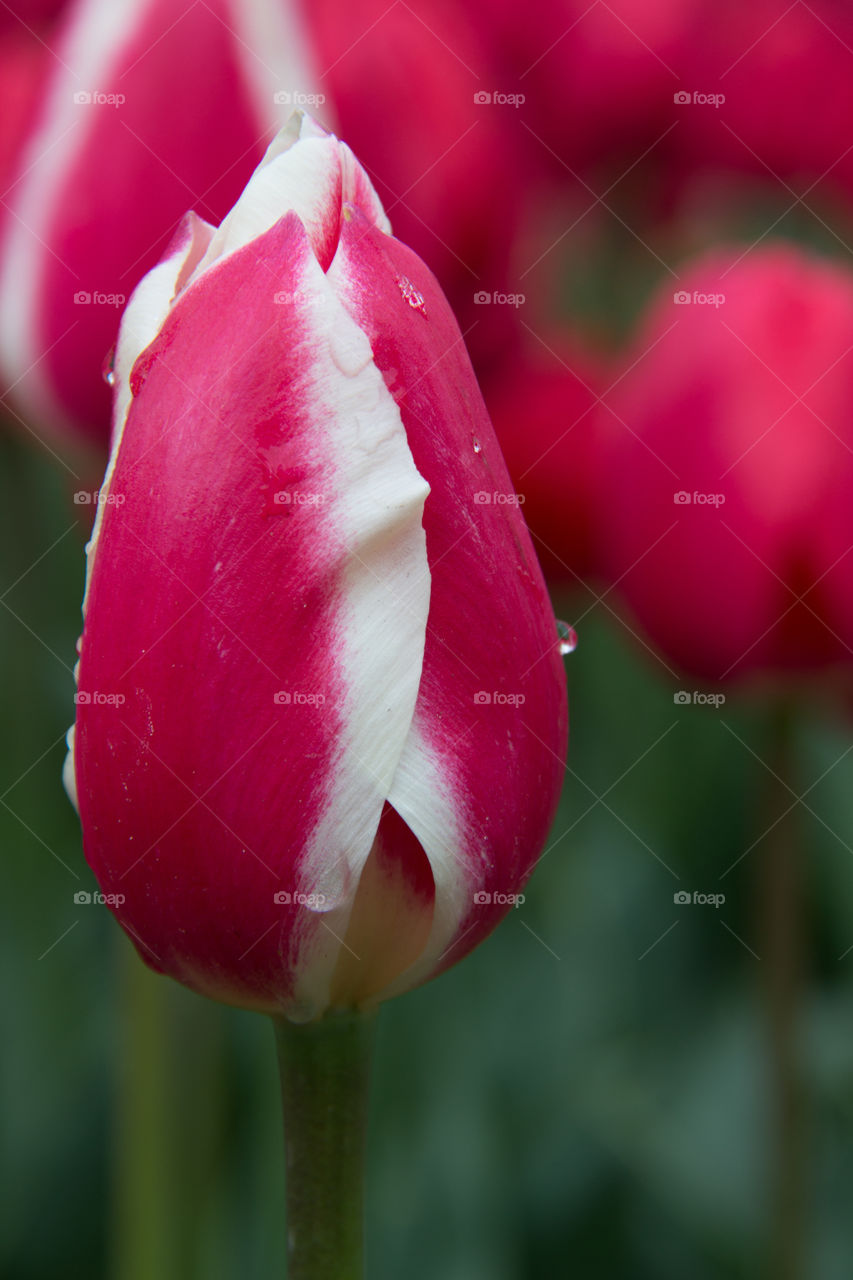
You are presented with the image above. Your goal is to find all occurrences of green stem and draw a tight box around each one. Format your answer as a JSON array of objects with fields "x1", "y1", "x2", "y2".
[
  {"x1": 759, "y1": 701, "x2": 806, "y2": 1280},
  {"x1": 272, "y1": 1010, "x2": 375, "y2": 1280},
  {"x1": 113, "y1": 938, "x2": 176, "y2": 1280}
]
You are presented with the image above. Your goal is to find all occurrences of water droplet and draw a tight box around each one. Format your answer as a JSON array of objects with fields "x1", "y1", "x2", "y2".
[
  {"x1": 472, "y1": 437, "x2": 482, "y2": 454},
  {"x1": 556, "y1": 620, "x2": 577, "y2": 656},
  {"x1": 396, "y1": 276, "x2": 427, "y2": 316},
  {"x1": 102, "y1": 345, "x2": 116, "y2": 387}
]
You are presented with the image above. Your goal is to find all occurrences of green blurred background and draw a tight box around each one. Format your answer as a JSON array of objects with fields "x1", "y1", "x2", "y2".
[{"x1": 3, "y1": 423, "x2": 853, "y2": 1279}]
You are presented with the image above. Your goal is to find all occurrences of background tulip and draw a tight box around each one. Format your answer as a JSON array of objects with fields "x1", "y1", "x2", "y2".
[
  {"x1": 674, "y1": 0, "x2": 853, "y2": 204},
  {"x1": 66, "y1": 114, "x2": 567, "y2": 1023},
  {"x1": 0, "y1": 0, "x2": 320, "y2": 448},
  {"x1": 484, "y1": 333, "x2": 606, "y2": 584},
  {"x1": 596, "y1": 244, "x2": 853, "y2": 684},
  {"x1": 0, "y1": 0, "x2": 535, "y2": 456},
  {"x1": 305, "y1": 0, "x2": 530, "y2": 384}
]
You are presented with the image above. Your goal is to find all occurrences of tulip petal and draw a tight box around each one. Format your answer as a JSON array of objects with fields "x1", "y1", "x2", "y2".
[
  {"x1": 328, "y1": 209, "x2": 568, "y2": 994},
  {"x1": 64, "y1": 211, "x2": 213, "y2": 816},
  {"x1": 74, "y1": 211, "x2": 430, "y2": 1018},
  {"x1": 0, "y1": 0, "x2": 320, "y2": 445},
  {"x1": 192, "y1": 113, "x2": 389, "y2": 282}
]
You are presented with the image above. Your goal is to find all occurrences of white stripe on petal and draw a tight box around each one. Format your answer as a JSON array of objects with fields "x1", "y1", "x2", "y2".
[{"x1": 285, "y1": 251, "x2": 431, "y2": 1018}]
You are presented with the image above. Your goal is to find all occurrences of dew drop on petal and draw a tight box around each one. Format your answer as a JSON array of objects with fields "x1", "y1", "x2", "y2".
[
  {"x1": 396, "y1": 275, "x2": 427, "y2": 316},
  {"x1": 472, "y1": 437, "x2": 482, "y2": 454},
  {"x1": 556, "y1": 620, "x2": 577, "y2": 656},
  {"x1": 102, "y1": 345, "x2": 116, "y2": 387}
]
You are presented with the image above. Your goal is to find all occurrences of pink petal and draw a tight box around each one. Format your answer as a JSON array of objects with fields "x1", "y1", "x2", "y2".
[{"x1": 328, "y1": 208, "x2": 568, "y2": 994}]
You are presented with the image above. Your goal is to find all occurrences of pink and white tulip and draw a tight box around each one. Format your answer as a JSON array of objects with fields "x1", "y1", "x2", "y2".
[
  {"x1": 65, "y1": 114, "x2": 567, "y2": 1023},
  {"x1": 0, "y1": 0, "x2": 320, "y2": 447}
]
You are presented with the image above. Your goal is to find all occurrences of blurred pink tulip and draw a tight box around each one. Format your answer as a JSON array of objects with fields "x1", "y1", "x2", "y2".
[
  {"x1": 598, "y1": 244, "x2": 853, "y2": 684},
  {"x1": 675, "y1": 1, "x2": 853, "y2": 201},
  {"x1": 306, "y1": 0, "x2": 531, "y2": 381},
  {"x1": 487, "y1": 0, "x2": 693, "y2": 172},
  {"x1": 65, "y1": 115, "x2": 567, "y2": 1021},
  {"x1": 0, "y1": 0, "x2": 319, "y2": 447},
  {"x1": 486, "y1": 335, "x2": 607, "y2": 584}
]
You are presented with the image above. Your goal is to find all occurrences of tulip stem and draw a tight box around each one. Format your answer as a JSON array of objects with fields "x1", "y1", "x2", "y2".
[
  {"x1": 759, "y1": 701, "x2": 806, "y2": 1280},
  {"x1": 272, "y1": 1010, "x2": 375, "y2": 1280}
]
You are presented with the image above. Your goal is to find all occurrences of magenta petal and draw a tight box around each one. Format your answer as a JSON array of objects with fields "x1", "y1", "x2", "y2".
[{"x1": 328, "y1": 209, "x2": 568, "y2": 990}]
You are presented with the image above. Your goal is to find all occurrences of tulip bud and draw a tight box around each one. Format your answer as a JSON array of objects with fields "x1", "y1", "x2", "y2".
[
  {"x1": 65, "y1": 114, "x2": 567, "y2": 1022},
  {"x1": 598, "y1": 245, "x2": 853, "y2": 683},
  {"x1": 0, "y1": 0, "x2": 320, "y2": 447}
]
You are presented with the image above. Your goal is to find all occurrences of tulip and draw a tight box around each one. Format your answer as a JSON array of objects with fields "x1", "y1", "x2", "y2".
[
  {"x1": 65, "y1": 112, "x2": 568, "y2": 1024},
  {"x1": 597, "y1": 244, "x2": 853, "y2": 684},
  {"x1": 0, "y1": 29, "x2": 53, "y2": 202},
  {"x1": 0, "y1": 0, "x2": 321, "y2": 448},
  {"x1": 485, "y1": 334, "x2": 607, "y2": 584},
  {"x1": 486, "y1": 0, "x2": 693, "y2": 173},
  {"x1": 305, "y1": 0, "x2": 529, "y2": 381},
  {"x1": 674, "y1": 0, "x2": 853, "y2": 203}
]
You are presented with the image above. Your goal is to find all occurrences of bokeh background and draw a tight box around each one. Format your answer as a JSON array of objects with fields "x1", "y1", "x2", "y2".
[{"x1": 3, "y1": 2, "x2": 853, "y2": 1277}]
